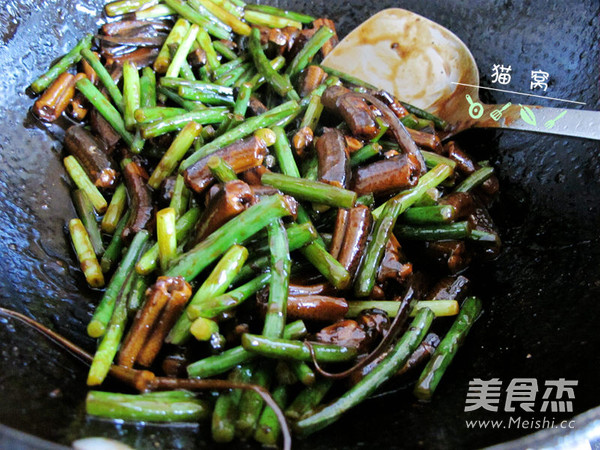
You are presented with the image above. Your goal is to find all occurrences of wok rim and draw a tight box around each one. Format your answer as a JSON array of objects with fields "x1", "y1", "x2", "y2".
[{"x1": 2, "y1": 404, "x2": 600, "y2": 449}]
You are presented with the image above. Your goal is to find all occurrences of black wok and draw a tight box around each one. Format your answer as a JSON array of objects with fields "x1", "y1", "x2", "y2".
[{"x1": 1, "y1": 0, "x2": 599, "y2": 448}]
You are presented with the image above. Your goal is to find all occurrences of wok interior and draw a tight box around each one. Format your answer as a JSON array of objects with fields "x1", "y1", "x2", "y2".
[{"x1": 0, "y1": 0, "x2": 599, "y2": 449}]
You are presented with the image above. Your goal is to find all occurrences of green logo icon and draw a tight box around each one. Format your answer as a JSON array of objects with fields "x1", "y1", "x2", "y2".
[
  {"x1": 490, "y1": 103, "x2": 512, "y2": 121},
  {"x1": 519, "y1": 105, "x2": 537, "y2": 126},
  {"x1": 466, "y1": 94, "x2": 484, "y2": 119},
  {"x1": 544, "y1": 110, "x2": 567, "y2": 129}
]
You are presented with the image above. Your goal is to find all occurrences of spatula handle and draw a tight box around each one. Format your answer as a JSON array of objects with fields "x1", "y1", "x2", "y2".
[{"x1": 479, "y1": 105, "x2": 600, "y2": 140}]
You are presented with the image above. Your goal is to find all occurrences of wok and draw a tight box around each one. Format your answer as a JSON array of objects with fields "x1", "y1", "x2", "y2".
[{"x1": 0, "y1": 0, "x2": 599, "y2": 448}]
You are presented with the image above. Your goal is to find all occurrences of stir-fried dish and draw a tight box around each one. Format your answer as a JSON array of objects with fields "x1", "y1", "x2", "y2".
[{"x1": 25, "y1": 0, "x2": 501, "y2": 447}]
